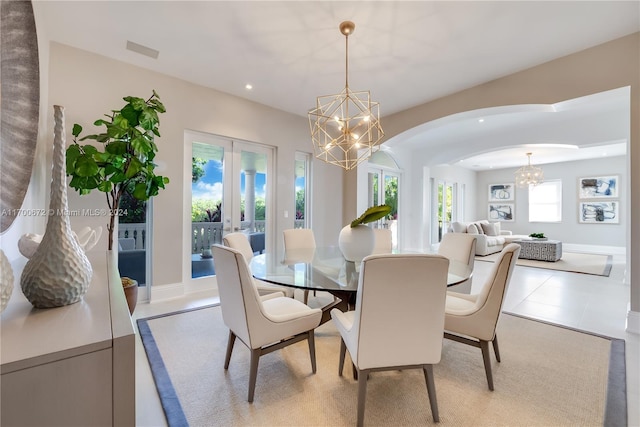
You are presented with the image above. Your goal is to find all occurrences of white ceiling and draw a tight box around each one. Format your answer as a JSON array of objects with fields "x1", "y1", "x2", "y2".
[{"x1": 34, "y1": 1, "x2": 639, "y2": 170}]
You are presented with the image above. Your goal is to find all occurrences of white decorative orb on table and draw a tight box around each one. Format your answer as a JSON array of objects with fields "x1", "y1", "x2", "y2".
[{"x1": 338, "y1": 224, "x2": 375, "y2": 262}]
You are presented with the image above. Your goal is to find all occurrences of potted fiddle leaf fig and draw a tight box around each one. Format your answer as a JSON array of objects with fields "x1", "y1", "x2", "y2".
[{"x1": 66, "y1": 90, "x2": 169, "y2": 250}]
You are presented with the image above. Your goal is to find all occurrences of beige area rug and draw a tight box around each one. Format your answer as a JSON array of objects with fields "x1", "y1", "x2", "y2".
[
  {"x1": 476, "y1": 251, "x2": 612, "y2": 276},
  {"x1": 139, "y1": 305, "x2": 618, "y2": 427}
]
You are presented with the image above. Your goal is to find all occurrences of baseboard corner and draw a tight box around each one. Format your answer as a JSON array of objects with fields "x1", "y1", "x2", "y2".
[{"x1": 626, "y1": 307, "x2": 640, "y2": 335}]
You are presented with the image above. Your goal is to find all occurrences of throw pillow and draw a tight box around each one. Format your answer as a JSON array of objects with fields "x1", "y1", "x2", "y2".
[
  {"x1": 481, "y1": 222, "x2": 498, "y2": 236},
  {"x1": 493, "y1": 221, "x2": 501, "y2": 235},
  {"x1": 451, "y1": 222, "x2": 467, "y2": 233},
  {"x1": 467, "y1": 223, "x2": 479, "y2": 234},
  {"x1": 475, "y1": 222, "x2": 485, "y2": 234}
]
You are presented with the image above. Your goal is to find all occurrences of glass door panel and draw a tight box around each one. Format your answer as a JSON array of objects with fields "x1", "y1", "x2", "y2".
[
  {"x1": 234, "y1": 145, "x2": 269, "y2": 255},
  {"x1": 191, "y1": 137, "x2": 231, "y2": 279},
  {"x1": 367, "y1": 168, "x2": 399, "y2": 249}
]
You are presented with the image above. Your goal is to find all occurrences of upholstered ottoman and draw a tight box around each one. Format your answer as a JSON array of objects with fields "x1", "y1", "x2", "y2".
[{"x1": 513, "y1": 239, "x2": 562, "y2": 262}]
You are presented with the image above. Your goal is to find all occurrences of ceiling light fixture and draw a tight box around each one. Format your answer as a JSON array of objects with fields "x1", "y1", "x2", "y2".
[
  {"x1": 515, "y1": 152, "x2": 544, "y2": 187},
  {"x1": 308, "y1": 21, "x2": 384, "y2": 171}
]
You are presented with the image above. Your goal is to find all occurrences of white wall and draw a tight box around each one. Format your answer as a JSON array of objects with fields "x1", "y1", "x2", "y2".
[
  {"x1": 44, "y1": 42, "x2": 343, "y2": 292},
  {"x1": 476, "y1": 156, "x2": 626, "y2": 247}
]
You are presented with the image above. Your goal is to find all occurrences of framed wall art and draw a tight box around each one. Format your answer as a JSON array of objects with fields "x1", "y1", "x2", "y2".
[
  {"x1": 488, "y1": 183, "x2": 515, "y2": 202},
  {"x1": 578, "y1": 175, "x2": 618, "y2": 199},
  {"x1": 579, "y1": 201, "x2": 619, "y2": 224},
  {"x1": 488, "y1": 203, "x2": 514, "y2": 222}
]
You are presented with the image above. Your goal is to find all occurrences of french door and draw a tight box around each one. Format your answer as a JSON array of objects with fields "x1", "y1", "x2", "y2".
[
  {"x1": 367, "y1": 167, "x2": 399, "y2": 249},
  {"x1": 434, "y1": 180, "x2": 456, "y2": 243},
  {"x1": 186, "y1": 131, "x2": 274, "y2": 283}
]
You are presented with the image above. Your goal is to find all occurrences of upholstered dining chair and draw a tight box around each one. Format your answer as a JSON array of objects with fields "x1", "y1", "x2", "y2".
[
  {"x1": 331, "y1": 253, "x2": 450, "y2": 426},
  {"x1": 283, "y1": 228, "x2": 317, "y2": 303},
  {"x1": 443, "y1": 243, "x2": 520, "y2": 391},
  {"x1": 211, "y1": 244, "x2": 322, "y2": 402},
  {"x1": 222, "y1": 232, "x2": 294, "y2": 298},
  {"x1": 438, "y1": 232, "x2": 477, "y2": 293},
  {"x1": 372, "y1": 228, "x2": 393, "y2": 254}
]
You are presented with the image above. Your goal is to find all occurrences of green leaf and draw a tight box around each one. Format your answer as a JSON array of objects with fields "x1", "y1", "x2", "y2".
[
  {"x1": 131, "y1": 136, "x2": 152, "y2": 155},
  {"x1": 95, "y1": 134, "x2": 110, "y2": 143},
  {"x1": 133, "y1": 182, "x2": 149, "y2": 200},
  {"x1": 139, "y1": 107, "x2": 158, "y2": 130},
  {"x1": 83, "y1": 145, "x2": 98, "y2": 155},
  {"x1": 124, "y1": 96, "x2": 147, "y2": 111},
  {"x1": 109, "y1": 171, "x2": 127, "y2": 183},
  {"x1": 74, "y1": 155, "x2": 100, "y2": 177},
  {"x1": 120, "y1": 104, "x2": 139, "y2": 126},
  {"x1": 125, "y1": 157, "x2": 143, "y2": 179},
  {"x1": 93, "y1": 119, "x2": 110, "y2": 127},
  {"x1": 149, "y1": 98, "x2": 166, "y2": 113},
  {"x1": 152, "y1": 89, "x2": 160, "y2": 99},
  {"x1": 66, "y1": 145, "x2": 81, "y2": 173},
  {"x1": 79, "y1": 133, "x2": 99, "y2": 141},
  {"x1": 97, "y1": 181, "x2": 113, "y2": 192},
  {"x1": 106, "y1": 141, "x2": 127, "y2": 155},
  {"x1": 350, "y1": 205, "x2": 392, "y2": 228},
  {"x1": 72, "y1": 124, "x2": 82, "y2": 137},
  {"x1": 93, "y1": 152, "x2": 112, "y2": 163}
]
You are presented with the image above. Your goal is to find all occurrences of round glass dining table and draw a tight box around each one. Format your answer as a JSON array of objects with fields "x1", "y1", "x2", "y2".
[{"x1": 250, "y1": 246, "x2": 472, "y2": 324}]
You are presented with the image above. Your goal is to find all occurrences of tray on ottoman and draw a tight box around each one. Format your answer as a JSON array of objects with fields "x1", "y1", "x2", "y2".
[{"x1": 513, "y1": 239, "x2": 562, "y2": 262}]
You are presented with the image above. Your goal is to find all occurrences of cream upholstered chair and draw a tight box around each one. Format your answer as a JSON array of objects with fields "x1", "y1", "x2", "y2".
[
  {"x1": 331, "y1": 253, "x2": 450, "y2": 426},
  {"x1": 222, "y1": 232, "x2": 294, "y2": 298},
  {"x1": 438, "y1": 232, "x2": 477, "y2": 293},
  {"x1": 211, "y1": 244, "x2": 322, "y2": 402},
  {"x1": 444, "y1": 243, "x2": 520, "y2": 391},
  {"x1": 372, "y1": 228, "x2": 393, "y2": 254},
  {"x1": 283, "y1": 228, "x2": 317, "y2": 303}
]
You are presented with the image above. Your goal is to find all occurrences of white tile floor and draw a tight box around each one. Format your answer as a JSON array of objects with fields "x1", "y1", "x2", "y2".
[{"x1": 132, "y1": 252, "x2": 639, "y2": 427}]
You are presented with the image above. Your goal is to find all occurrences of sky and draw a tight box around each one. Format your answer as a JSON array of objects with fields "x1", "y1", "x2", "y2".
[{"x1": 192, "y1": 159, "x2": 266, "y2": 200}]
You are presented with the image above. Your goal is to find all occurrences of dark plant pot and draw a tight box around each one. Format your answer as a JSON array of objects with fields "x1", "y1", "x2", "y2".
[{"x1": 122, "y1": 279, "x2": 138, "y2": 314}]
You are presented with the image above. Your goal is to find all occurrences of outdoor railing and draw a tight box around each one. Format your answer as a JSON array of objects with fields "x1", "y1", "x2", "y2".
[
  {"x1": 119, "y1": 219, "x2": 306, "y2": 253},
  {"x1": 118, "y1": 223, "x2": 146, "y2": 249}
]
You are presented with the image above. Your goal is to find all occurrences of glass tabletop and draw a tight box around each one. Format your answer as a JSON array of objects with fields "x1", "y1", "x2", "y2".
[{"x1": 249, "y1": 246, "x2": 472, "y2": 293}]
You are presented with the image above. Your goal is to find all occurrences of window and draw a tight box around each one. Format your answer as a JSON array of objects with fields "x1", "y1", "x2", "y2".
[
  {"x1": 294, "y1": 152, "x2": 311, "y2": 228},
  {"x1": 529, "y1": 180, "x2": 562, "y2": 222}
]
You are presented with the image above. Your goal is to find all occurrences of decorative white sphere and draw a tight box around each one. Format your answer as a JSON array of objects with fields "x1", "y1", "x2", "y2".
[
  {"x1": 338, "y1": 224, "x2": 375, "y2": 262},
  {"x1": 1, "y1": 249, "x2": 14, "y2": 313}
]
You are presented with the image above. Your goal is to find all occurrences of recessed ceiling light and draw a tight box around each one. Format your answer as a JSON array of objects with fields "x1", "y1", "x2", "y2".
[
  {"x1": 245, "y1": 84, "x2": 253, "y2": 90},
  {"x1": 478, "y1": 118, "x2": 484, "y2": 123}
]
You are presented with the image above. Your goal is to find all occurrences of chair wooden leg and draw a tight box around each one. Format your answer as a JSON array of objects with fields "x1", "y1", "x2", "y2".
[
  {"x1": 338, "y1": 338, "x2": 346, "y2": 376},
  {"x1": 303, "y1": 290, "x2": 309, "y2": 304},
  {"x1": 224, "y1": 331, "x2": 236, "y2": 369},
  {"x1": 492, "y1": 335, "x2": 501, "y2": 363},
  {"x1": 480, "y1": 340, "x2": 494, "y2": 391},
  {"x1": 307, "y1": 330, "x2": 317, "y2": 374},
  {"x1": 423, "y1": 364, "x2": 440, "y2": 423},
  {"x1": 248, "y1": 348, "x2": 261, "y2": 402},
  {"x1": 356, "y1": 368, "x2": 369, "y2": 427}
]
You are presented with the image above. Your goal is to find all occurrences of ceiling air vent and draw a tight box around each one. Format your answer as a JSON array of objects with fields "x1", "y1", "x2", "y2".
[{"x1": 126, "y1": 40, "x2": 159, "y2": 59}]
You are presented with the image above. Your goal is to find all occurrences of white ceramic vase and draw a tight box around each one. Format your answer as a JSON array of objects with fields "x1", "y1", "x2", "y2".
[
  {"x1": 1, "y1": 249, "x2": 14, "y2": 312},
  {"x1": 20, "y1": 105, "x2": 93, "y2": 308},
  {"x1": 338, "y1": 224, "x2": 375, "y2": 262}
]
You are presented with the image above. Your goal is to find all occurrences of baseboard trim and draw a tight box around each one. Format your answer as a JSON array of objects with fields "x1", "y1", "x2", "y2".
[
  {"x1": 149, "y1": 283, "x2": 184, "y2": 302},
  {"x1": 626, "y1": 307, "x2": 640, "y2": 335},
  {"x1": 562, "y1": 244, "x2": 625, "y2": 256}
]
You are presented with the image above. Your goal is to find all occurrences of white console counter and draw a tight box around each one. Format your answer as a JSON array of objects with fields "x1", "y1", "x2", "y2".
[{"x1": 1, "y1": 250, "x2": 135, "y2": 426}]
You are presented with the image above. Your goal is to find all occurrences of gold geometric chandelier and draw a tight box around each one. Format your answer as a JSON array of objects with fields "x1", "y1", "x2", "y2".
[
  {"x1": 308, "y1": 21, "x2": 384, "y2": 171},
  {"x1": 515, "y1": 152, "x2": 544, "y2": 187}
]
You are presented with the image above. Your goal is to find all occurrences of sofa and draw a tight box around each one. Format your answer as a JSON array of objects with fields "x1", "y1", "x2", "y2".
[{"x1": 448, "y1": 220, "x2": 530, "y2": 256}]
